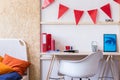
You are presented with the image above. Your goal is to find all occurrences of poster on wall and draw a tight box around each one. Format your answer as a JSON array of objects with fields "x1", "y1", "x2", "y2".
[{"x1": 103, "y1": 34, "x2": 117, "y2": 52}]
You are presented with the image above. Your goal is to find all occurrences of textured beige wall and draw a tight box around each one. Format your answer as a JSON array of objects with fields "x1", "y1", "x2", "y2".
[{"x1": 0, "y1": 0, "x2": 40, "y2": 80}]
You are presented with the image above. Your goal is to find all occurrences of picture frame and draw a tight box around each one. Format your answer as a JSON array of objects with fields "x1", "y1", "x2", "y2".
[{"x1": 103, "y1": 34, "x2": 117, "y2": 52}]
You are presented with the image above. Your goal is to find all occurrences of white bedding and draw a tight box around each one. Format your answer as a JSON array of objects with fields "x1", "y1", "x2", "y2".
[{"x1": 0, "y1": 39, "x2": 29, "y2": 80}]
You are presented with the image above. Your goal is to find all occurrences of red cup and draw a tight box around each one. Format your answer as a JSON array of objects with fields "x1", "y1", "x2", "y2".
[{"x1": 65, "y1": 46, "x2": 70, "y2": 50}]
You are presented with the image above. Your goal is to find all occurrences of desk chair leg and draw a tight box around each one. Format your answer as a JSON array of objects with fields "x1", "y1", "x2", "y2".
[
  {"x1": 87, "y1": 78, "x2": 90, "y2": 80},
  {"x1": 79, "y1": 78, "x2": 82, "y2": 80},
  {"x1": 63, "y1": 77, "x2": 65, "y2": 80},
  {"x1": 71, "y1": 78, "x2": 82, "y2": 80},
  {"x1": 110, "y1": 56, "x2": 114, "y2": 80},
  {"x1": 100, "y1": 55, "x2": 111, "y2": 80},
  {"x1": 71, "y1": 77, "x2": 73, "y2": 80},
  {"x1": 99, "y1": 55, "x2": 115, "y2": 80}
]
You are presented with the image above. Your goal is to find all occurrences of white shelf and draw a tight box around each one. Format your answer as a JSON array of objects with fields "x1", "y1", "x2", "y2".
[{"x1": 40, "y1": 21, "x2": 120, "y2": 25}]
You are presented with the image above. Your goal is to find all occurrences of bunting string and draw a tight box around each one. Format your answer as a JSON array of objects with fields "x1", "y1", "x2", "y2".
[
  {"x1": 57, "y1": 3, "x2": 112, "y2": 25},
  {"x1": 42, "y1": 0, "x2": 120, "y2": 25}
]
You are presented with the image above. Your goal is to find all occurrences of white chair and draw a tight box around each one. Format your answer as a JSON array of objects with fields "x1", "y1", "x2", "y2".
[{"x1": 57, "y1": 52, "x2": 103, "y2": 80}]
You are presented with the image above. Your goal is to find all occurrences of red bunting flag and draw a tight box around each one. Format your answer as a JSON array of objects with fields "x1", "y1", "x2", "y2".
[
  {"x1": 114, "y1": 0, "x2": 120, "y2": 4},
  {"x1": 100, "y1": 3, "x2": 112, "y2": 19},
  {"x1": 88, "y1": 9, "x2": 98, "y2": 24},
  {"x1": 74, "y1": 10, "x2": 84, "y2": 25},
  {"x1": 58, "y1": 4, "x2": 69, "y2": 19},
  {"x1": 42, "y1": 0, "x2": 55, "y2": 9}
]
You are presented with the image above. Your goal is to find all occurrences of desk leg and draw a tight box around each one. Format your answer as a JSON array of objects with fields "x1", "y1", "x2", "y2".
[
  {"x1": 100, "y1": 55, "x2": 115, "y2": 80},
  {"x1": 110, "y1": 56, "x2": 115, "y2": 80},
  {"x1": 111, "y1": 56, "x2": 120, "y2": 80},
  {"x1": 46, "y1": 55, "x2": 56, "y2": 80},
  {"x1": 100, "y1": 55, "x2": 111, "y2": 80}
]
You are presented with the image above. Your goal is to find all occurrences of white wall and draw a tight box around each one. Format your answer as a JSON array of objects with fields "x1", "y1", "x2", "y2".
[
  {"x1": 41, "y1": 0, "x2": 120, "y2": 80},
  {"x1": 41, "y1": 0, "x2": 120, "y2": 52},
  {"x1": 41, "y1": 0, "x2": 119, "y2": 22},
  {"x1": 42, "y1": 25, "x2": 119, "y2": 52}
]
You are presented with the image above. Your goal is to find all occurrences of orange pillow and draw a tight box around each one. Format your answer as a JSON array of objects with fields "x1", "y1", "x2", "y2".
[
  {"x1": 0, "y1": 56, "x2": 3, "y2": 62},
  {"x1": 0, "y1": 62, "x2": 14, "y2": 75},
  {"x1": 2, "y1": 54, "x2": 30, "y2": 75}
]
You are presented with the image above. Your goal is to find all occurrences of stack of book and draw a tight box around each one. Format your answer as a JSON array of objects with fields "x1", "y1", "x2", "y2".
[{"x1": 40, "y1": 33, "x2": 55, "y2": 52}]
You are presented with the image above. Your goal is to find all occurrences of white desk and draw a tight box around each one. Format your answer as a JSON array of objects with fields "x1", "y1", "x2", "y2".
[{"x1": 40, "y1": 52, "x2": 120, "y2": 80}]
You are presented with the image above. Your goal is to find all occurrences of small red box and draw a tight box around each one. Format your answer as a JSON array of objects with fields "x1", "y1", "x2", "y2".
[{"x1": 65, "y1": 46, "x2": 70, "y2": 50}]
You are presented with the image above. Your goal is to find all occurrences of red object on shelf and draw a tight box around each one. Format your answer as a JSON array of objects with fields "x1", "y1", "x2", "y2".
[
  {"x1": 65, "y1": 46, "x2": 70, "y2": 50},
  {"x1": 51, "y1": 39, "x2": 55, "y2": 50},
  {"x1": 41, "y1": 33, "x2": 47, "y2": 52},
  {"x1": 47, "y1": 34, "x2": 52, "y2": 51}
]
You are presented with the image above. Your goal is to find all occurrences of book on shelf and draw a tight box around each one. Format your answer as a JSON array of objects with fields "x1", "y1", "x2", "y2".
[
  {"x1": 41, "y1": 33, "x2": 55, "y2": 52},
  {"x1": 41, "y1": 33, "x2": 47, "y2": 52},
  {"x1": 51, "y1": 39, "x2": 55, "y2": 51},
  {"x1": 47, "y1": 34, "x2": 52, "y2": 51}
]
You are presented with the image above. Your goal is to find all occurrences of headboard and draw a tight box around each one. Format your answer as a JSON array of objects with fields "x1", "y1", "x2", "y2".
[{"x1": 0, "y1": 39, "x2": 29, "y2": 80}]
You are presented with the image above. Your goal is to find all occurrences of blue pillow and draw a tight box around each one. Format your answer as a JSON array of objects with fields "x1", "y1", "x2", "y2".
[{"x1": 0, "y1": 72, "x2": 22, "y2": 80}]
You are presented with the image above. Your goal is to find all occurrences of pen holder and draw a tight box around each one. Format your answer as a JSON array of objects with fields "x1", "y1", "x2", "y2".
[{"x1": 91, "y1": 41, "x2": 98, "y2": 52}]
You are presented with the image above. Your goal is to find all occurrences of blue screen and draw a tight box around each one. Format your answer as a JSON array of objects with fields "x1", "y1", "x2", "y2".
[{"x1": 104, "y1": 34, "x2": 117, "y2": 52}]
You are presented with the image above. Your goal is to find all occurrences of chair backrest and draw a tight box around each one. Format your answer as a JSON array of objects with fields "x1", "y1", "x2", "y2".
[{"x1": 58, "y1": 52, "x2": 103, "y2": 78}]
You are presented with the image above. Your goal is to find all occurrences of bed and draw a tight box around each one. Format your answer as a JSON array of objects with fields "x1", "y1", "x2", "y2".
[{"x1": 0, "y1": 39, "x2": 29, "y2": 80}]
